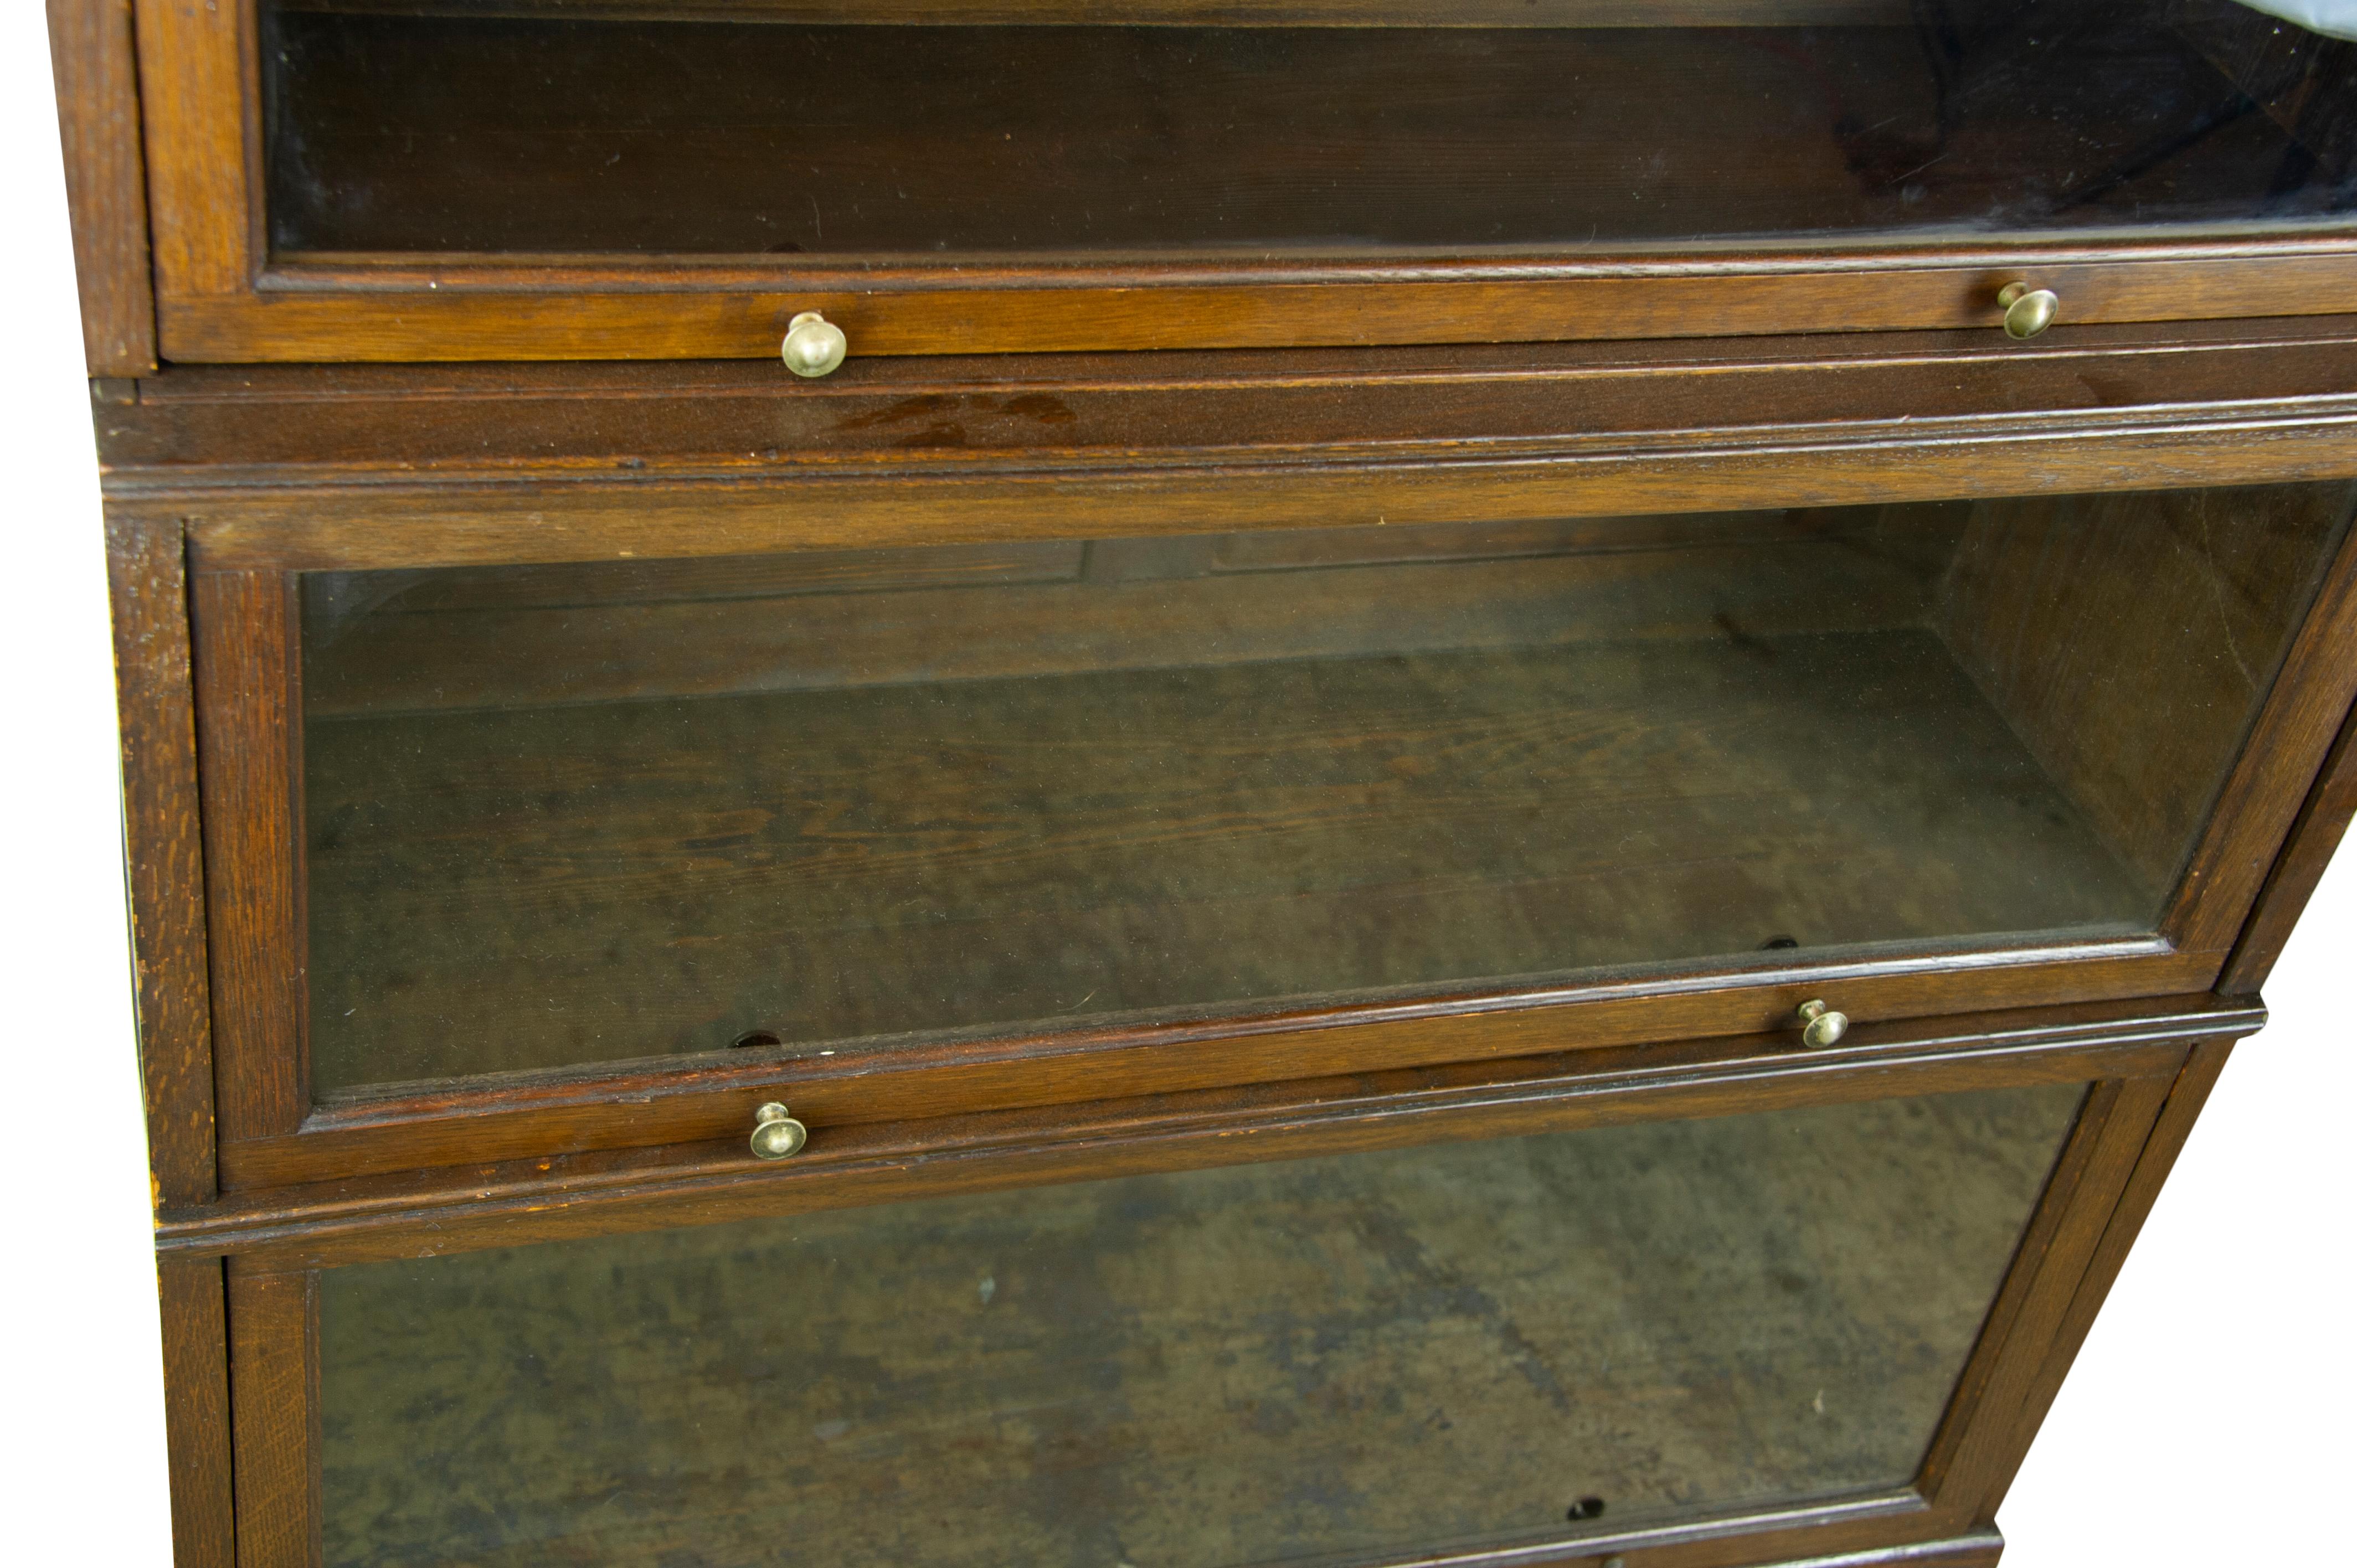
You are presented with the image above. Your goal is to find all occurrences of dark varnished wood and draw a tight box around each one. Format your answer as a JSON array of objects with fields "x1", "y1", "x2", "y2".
[
  {"x1": 227, "y1": 1269, "x2": 320, "y2": 1568},
  {"x1": 134, "y1": 0, "x2": 256, "y2": 302},
  {"x1": 173, "y1": 994, "x2": 2258, "y2": 1271},
  {"x1": 115, "y1": 0, "x2": 2357, "y2": 362},
  {"x1": 100, "y1": 318, "x2": 2357, "y2": 576},
  {"x1": 139, "y1": 327, "x2": 2355, "y2": 1186},
  {"x1": 223, "y1": 943, "x2": 2216, "y2": 1190},
  {"x1": 157, "y1": 239, "x2": 2357, "y2": 367},
  {"x1": 191, "y1": 571, "x2": 306, "y2": 1144},
  {"x1": 2222, "y1": 694, "x2": 2357, "y2": 992},
  {"x1": 1968, "y1": 1037, "x2": 2241, "y2": 1520},
  {"x1": 95, "y1": 318, "x2": 2357, "y2": 484},
  {"x1": 107, "y1": 511, "x2": 217, "y2": 1207},
  {"x1": 2165, "y1": 483, "x2": 2357, "y2": 955},
  {"x1": 158, "y1": 1257, "x2": 235, "y2": 1568},
  {"x1": 202, "y1": 1015, "x2": 2214, "y2": 1568},
  {"x1": 46, "y1": 0, "x2": 155, "y2": 374}
]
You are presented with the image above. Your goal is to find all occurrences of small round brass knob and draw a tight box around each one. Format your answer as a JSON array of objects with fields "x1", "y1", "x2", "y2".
[
  {"x1": 750, "y1": 1102, "x2": 809, "y2": 1160},
  {"x1": 1997, "y1": 281, "x2": 2059, "y2": 340},
  {"x1": 781, "y1": 311, "x2": 848, "y2": 378},
  {"x1": 1797, "y1": 999, "x2": 1849, "y2": 1049}
]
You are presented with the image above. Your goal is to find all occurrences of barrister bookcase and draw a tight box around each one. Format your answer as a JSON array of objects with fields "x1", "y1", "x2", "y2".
[{"x1": 50, "y1": 1, "x2": 2357, "y2": 1564}]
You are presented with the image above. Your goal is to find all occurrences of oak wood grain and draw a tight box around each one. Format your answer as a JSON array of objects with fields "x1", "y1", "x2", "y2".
[
  {"x1": 176, "y1": 994, "x2": 2259, "y2": 1269},
  {"x1": 222, "y1": 943, "x2": 2217, "y2": 1190},
  {"x1": 157, "y1": 1257, "x2": 235, "y2": 1568},
  {"x1": 47, "y1": 0, "x2": 156, "y2": 374},
  {"x1": 227, "y1": 1269, "x2": 320, "y2": 1568},
  {"x1": 159, "y1": 250, "x2": 2357, "y2": 363},
  {"x1": 192, "y1": 571, "x2": 306, "y2": 1143},
  {"x1": 101, "y1": 319, "x2": 2357, "y2": 478},
  {"x1": 107, "y1": 511, "x2": 217, "y2": 1206},
  {"x1": 135, "y1": 0, "x2": 255, "y2": 299}
]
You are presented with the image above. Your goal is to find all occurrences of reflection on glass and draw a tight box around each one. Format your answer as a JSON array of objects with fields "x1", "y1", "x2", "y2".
[
  {"x1": 299, "y1": 486, "x2": 2352, "y2": 1093},
  {"x1": 319, "y1": 1084, "x2": 2085, "y2": 1567},
  {"x1": 261, "y1": 0, "x2": 2357, "y2": 259}
]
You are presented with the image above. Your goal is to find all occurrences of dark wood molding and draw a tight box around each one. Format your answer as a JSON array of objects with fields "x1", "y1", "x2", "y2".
[
  {"x1": 177, "y1": 996, "x2": 2257, "y2": 1271},
  {"x1": 2221, "y1": 694, "x2": 2357, "y2": 993},
  {"x1": 160, "y1": 245, "x2": 2357, "y2": 365},
  {"x1": 47, "y1": 0, "x2": 156, "y2": 375},
  {"x1": 226, "y1": 1269, "x2": 320, "y2": 1568},
  {"x1": 2165, "y1": 484, "x2": 2357, "y2": 955},
  {"x1": 1757, "y1": 1533, "x2": 2005, "y2": 1568},
  {"x1": 106, "y1": 510, "x2": 215, "y2": 1206},
  {"x1": 219, "y1": 938, "x2": 2211, "y2": 1191},
  {"x1": 190, "y1": 569, "x2": 306, "y2": 1149},
  {"x1": 158, "y1": 1257, "x2": 235, "y2": 1568},
  {"x1": 1969, "y1": 1038, "x2": 2241, "y2": 1520}
]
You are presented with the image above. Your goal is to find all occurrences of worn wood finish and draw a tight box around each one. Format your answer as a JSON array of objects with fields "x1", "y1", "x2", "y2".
[
  {"x1": 2221, "y1": 692, "x2": 2357, "y2": 991},
  {"x1": 193, "y1": 1019, "x2": 2205, "y2": 1568},
  {"x1": 223, "y1": 943, "x2": 2216, "y2": 1189},
  {"x1": 135, "y1": 0, "x2": 256, "y2": 300},
  {"x1": 106, "y1": 511, "x2": 218, "y2": 1206},
  {"x1": 151, "y1": 392, "x2": 2357, "y2": 577},
  {"x1": 227, "y1": 1270, "x2": 320, "y2": 1568},
  {"x1": 47, "y1": 0, "x2": 156, "y2": 375},
  {"x1": 177, "y1": 995, "x2": 2256, "y2": 1270},
  {"x1": 158, "y1": 249, "x2": 2357, "y2": 364},
  {"x1": 1909, "y1": 1067, "x2": 2183, "y2": 1518},
  {"x1": 307, "y1": 1086, "x2": 2076, "y2": 1568},
  {"x1": 158, "y1": 1257, "x2": 235, "y2": 1568},
  {"x1": 191, "y1": 571, "x2": 306, "y2": 1144},
  {"x1": 1968, "y1": 1036, "x2": 2240, "y2": 1519},
  {"x1": 98, "y1": 318, "x2": 2357, "y2": 481}
]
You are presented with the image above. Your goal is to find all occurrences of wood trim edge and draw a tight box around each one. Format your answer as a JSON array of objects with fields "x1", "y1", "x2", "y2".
[{"x1": 47, "y1": 0, "x2": 158, "y2": 374}]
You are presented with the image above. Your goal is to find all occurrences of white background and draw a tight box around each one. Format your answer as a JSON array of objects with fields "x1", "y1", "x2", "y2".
[{"x1": 2, "y1": 5, "x2": 2348, "y2": 1562}]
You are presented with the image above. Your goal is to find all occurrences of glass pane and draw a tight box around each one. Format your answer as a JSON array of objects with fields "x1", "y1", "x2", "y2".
[
  {"x1": 299, "y1": 485, "x2": 2352, "y2": 1095},
  {"x1": 320, "y1": 1084, "x2": 2083, "y2": 1567},
  {"x1": 261, "y1": 1, "x2": 2357, "y2": 260}
]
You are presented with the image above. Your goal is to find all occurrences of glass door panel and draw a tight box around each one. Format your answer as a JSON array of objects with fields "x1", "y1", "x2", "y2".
[
  {"x1": 260, "y1": 0, "x2": 2357, "y2": 261},
  {"x1": 296, "y1": 483, "x2": 2353, "y2": 1096},
  {"x1": 318, "y1": 1082, "x2": 2085, "y2": 1566}
]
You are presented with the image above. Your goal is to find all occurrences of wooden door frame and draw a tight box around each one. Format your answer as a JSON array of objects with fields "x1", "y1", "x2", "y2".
[
  {"x1": 186, "y1": 1015, "x2": 2241, "y2": 1568},
  {"x1": 122, "y1": 0, "x2": 2357, "y2": 364},
  {"x1": 161, "y1": 431, "x2": 2357, "y2": 1188}
]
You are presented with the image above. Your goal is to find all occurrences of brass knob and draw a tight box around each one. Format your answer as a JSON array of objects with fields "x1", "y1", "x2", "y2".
[
  {"x1": 1797, "y1": 999, "x2": 1849, "y2": 1049},
  {"x1": 750, "y1": 1102, "x2": 809, "y2": 1160},
  {"x1": 781, "y1": 311, "x2": 848, "y2": 378},
  {"x1": 1997, "y1": 281, "x2": 2058, "y2": 340}
]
